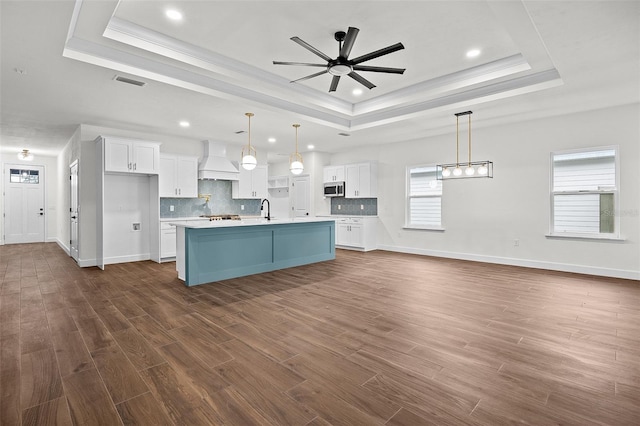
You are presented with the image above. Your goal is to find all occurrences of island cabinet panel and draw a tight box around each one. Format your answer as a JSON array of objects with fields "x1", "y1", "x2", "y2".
[{"x1": 177, "y1": 220, "x2": 335, "y2": 286}]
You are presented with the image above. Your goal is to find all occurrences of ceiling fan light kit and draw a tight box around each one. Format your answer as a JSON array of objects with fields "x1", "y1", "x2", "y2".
[
  {"x1": 273, "y1": 27, "x2": 406, "y2": 92},
  {"x1": 437, "y1": 111, "x2": 493, "y2": 180}
]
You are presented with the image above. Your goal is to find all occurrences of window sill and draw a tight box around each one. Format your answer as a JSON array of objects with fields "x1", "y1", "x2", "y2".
[
  {"x1": 545, "y1": 233, "x2": 625, "y2": 242},
  {"x1": 403, "y1": 226, "x2": 445, "y2": 232}
]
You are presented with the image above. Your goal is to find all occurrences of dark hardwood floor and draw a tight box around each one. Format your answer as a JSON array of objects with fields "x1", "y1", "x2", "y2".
[{"x1": 1, "y1": 242, "x2": 639, "y2": 425}]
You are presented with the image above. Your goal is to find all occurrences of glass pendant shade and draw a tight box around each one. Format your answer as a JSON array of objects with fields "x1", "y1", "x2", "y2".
[
  {"x1": 290, "y1": 160, "x2": 304, "y2": 174},
  {"x1": 18, "y1": 149, "x2": 34, "y2": 161},
  {"x1": 453, "y1": 166, "x2": 463, "y2": 176},
  {"x1": 478, "y1": 164, "x2": 488, "y2": 175},
  {"x1": 465, "y1": 165, "x2": 475, "y2": 176},
  {"x1": 441, "y1": 167, "x2": 451, "y2": 177},
  {"x1": 241, "y1": 154, "x2": 257, "y2": 170}
]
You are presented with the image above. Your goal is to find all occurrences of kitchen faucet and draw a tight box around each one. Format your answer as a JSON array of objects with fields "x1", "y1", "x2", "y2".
[{"x1": 260, "y1": 199, "x2": 271, "y2": 221}]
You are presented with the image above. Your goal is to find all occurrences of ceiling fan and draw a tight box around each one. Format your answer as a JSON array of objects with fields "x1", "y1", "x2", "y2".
[{"x1": 273, "y1": 27, "x2": 405, "y2": 92}]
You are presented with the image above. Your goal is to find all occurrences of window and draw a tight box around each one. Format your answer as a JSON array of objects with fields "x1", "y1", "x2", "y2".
[
  {"x1": 550, "y1": 147, "x2": 618, "y2": 238},
  {"x1": 10, "y1": 169, "x2": 39, "y2": 184},
  {"x1": 406, "y1": 166, "x2": 443, "y2": 229}
]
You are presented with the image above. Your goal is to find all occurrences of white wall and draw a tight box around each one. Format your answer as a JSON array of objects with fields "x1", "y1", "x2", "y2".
[{"x1": 328, "y1": 104, "x2": 640, "y2": 279}]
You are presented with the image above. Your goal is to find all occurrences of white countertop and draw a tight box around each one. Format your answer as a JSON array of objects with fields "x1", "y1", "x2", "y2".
[{"x1": 170, "y1": 217, "x2": 335, "y2": 229}]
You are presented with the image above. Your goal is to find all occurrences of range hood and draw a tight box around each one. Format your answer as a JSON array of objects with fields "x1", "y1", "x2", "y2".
[{"x1": 198, "y1": 140, "x2": 239, "y2": 180}]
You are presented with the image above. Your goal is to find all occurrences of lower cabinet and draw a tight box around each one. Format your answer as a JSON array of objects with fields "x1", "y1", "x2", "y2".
[
  {"x1": 335, "y1": 216, "x2": 376, "y2": 251},
  {"x1": 160, "y1": 222, "x2": 177, "y2": 259}
]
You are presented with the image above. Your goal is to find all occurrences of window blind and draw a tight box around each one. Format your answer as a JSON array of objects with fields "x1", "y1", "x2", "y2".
[{"x1": 408, "y1": 166, "x2": 442, "y2": 227}]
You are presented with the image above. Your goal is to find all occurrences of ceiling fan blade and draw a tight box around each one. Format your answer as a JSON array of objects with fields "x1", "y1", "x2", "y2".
[
  {"x1": 291, "y1": 69, "x2": 328, "y2": 83},
  {"x1": 340, "y1": 27, "x2": 360, "y2": 58},
  {"x1": 352, "y1": 65, "x2": 406, "y2": 74},
  {"x1": 350, "y1": 42, "x2": 405, "y2": 65},
  {"x1": 273, "y1": 61, "x2": 327, "y2": 67},
  {"x1": 348, "y1": 72, "x2": 376, "y2": 90},
  {"x1": 291, "y1": 37, "x2": 332, "y2": 62},
  {"x1": 329, "y1": 75, "x2": 341, "y2": 92}
]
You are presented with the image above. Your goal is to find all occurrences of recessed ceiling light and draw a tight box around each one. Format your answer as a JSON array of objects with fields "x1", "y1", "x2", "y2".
[
  {"x1": 466, "y1": 49, "x2": 481, "y2": 58},
  {"x1": 352, "y1": 88, "x2": 363, "y2": 96},
  {"x1": 179, "y1": 121, "x2": 190, "y2": 128},
  {"x1": 307, "y1": 144, "x2": 315, "y2": 150},
  {"x1": 165, "y1": 9, "x2": 183, "y2": 21},
  {"x1": 268, "y1": 137, "x2": 276, "y2": 143}
]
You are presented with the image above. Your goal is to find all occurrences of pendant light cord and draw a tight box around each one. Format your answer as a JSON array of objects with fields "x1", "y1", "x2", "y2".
[{"x1": 468, "y1": 114, "x2": 472, "y2": 166}]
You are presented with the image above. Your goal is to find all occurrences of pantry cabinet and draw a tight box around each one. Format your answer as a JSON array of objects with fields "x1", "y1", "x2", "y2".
[
  {"x1": 103, "y1": 136, "x2": 160, "y2": 174},
  {"x1": 159, "y1": 154, "x2": 198, "y2": 198},
  {"x1": 232, "y1": 165, "x2": 268, "y2": 199}
]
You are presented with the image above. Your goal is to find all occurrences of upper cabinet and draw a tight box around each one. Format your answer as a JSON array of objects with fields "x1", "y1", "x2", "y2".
[
  {"x1": 345, "y1": 162, "x2": 378, "y2": 198},
  {"x1": 323, "y1": 165, "x2": 345, "y2": 183},
  {"x1": 103, "y1": 136, "x2": 160, "y2": 175},
  {"x1": 159, "y1": 154, "x2": 198, "y2": 198},
  {"x1": 232, "y1": 165, "x2": 268, "y2": 199}
]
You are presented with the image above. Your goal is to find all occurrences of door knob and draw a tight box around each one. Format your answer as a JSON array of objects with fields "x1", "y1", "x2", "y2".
[{"x1": 71, "y1": 216, "x2": 77, "y2": 219}]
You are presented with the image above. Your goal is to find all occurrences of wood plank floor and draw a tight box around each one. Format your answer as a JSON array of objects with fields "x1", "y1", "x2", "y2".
[{"x1": 1, "y1": 243, "x2": 639, "y2": 425}]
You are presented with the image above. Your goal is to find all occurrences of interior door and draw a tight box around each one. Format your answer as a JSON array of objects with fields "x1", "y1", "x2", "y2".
[
  {"x1": 69, "y1": 161, "x2": 79, "y2": 261},
  {"x1": 292, "y1": 175, "x2": 310, "y2": 217},
  {"x1": 4, "y1": 164, "x2": 45, "y2": 244}
]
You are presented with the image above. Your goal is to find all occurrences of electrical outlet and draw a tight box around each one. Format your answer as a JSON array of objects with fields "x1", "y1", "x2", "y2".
[
  {"x1": 338, "y1": 205, "x2": 341, "y2": 210},
  {"x1": 132, "y1": 223, "x2": 141, "y2": 231},
  {"x1": 514, "y1": 239, "x2": 520, "y2": 247},
  {"x1": 169, "y1": 205, "x2": 174, "y2": 212},
  {"x1": 360, "y1": 204, "x2": 364, "y2": 210},
  {"x1": 241, "y1": 205, "x2": 244, "y2": 210}
]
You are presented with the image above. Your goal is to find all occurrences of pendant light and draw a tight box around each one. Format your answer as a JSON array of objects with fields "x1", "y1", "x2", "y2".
[
  {"x1": 289, "y1": 124, "x2": 304, "y2": 175},
  {"x1": 240, "y1": 112, "x2": 257, "y2": 170},
  {"x1": 437, "y1": 111, "x2": 493, "y2": 180}
]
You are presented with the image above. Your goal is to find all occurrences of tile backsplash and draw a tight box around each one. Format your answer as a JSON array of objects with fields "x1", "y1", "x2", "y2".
[
  {"x1": 160, "y1": 180, "x2": 261, "y2": 218},
  {"x1": 331, "y1": 198, "x2": 377, "y2": 216}
]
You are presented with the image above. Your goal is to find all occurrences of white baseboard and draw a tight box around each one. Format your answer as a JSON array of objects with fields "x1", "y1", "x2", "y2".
[
  {"x1": 376, "y1": 244, "x2": 640, "y2": 281},
  {"x1": 55, "y1": 238, "x2": 70, "y2": 255},
  {"x1": 104, "y1": 253, "x2": 151, "y2": 265}
]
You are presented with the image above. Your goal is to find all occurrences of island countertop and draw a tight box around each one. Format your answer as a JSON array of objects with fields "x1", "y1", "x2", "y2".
[{"x1": 170, "y1": 216, "x2": 335, "y2": 229}]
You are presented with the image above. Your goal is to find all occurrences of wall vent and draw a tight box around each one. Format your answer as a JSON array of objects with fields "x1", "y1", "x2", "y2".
[{"x1": 113, "y1": 75, "x2": 147, "y2": 87}]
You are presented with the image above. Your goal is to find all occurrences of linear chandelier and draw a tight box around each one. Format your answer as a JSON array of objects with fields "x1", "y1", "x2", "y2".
[
  {"x1": 437, "y1": 111, "x2": 493, "y2": 180},
  {"x1": 289, "y1": 124, "x2": 304, "y2": 175}
]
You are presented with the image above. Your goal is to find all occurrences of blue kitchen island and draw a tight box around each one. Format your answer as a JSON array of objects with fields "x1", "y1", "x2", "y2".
[{"x1": 173, "y1": 217, "x2": 335, "y2": 286}]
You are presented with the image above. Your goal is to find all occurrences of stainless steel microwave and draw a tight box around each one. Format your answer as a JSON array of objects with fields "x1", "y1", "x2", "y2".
[{"x1": 324, "y1": 182, "x2": 345, "y2": 197}]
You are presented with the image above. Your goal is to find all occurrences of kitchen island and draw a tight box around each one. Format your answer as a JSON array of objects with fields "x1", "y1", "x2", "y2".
[{"x1": 172, "y1": 217, "x2": 335, "y2": 286}]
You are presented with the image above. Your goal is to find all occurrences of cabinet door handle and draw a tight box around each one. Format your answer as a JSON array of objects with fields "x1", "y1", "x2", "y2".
[
  {"x1": 134, "y1": 163, "x2": 137, "y2": 171},
  {"x1": 128, "y1": 162, "x2": 132, "y2": 170},
  {"x1": 178, "y1": 188, "x2": 181, "y2": 195}
]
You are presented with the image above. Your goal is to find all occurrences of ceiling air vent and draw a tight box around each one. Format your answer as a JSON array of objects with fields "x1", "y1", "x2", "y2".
[
  {"x1": 113, "y1": 75, "x2": 147, "y2": 87},
  {"x1": 338, "y1": 132, "x2": 351, "y2": 137}
]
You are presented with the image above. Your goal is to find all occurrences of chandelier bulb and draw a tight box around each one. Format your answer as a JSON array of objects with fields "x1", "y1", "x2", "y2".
[
  {"x1": 441, "y1": 167, "x2": 451, "y2": 178},
  {"x1": 453, "y1": 166, "x2": 463, "y2": 176},
  {"x1": 465, "y1": 165, "x2": 475, "y2": 176}
]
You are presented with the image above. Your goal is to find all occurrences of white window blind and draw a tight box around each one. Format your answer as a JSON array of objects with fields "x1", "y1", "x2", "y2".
[
  {"x1": 407, "y1": 166, "x2": 442, "y2": 228},
  {"x1": 551, "y1": 149, "x2": 617, "y2": 235}
]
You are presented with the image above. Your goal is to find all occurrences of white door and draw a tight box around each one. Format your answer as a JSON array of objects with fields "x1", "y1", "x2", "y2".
[
  {"x1": 4, "y1": 164, "x2": 45, "y2": 244},
  {"x1": 69, "y1": 161, "x2": 79, "y2": 261},
  {"x1": 292, "y1": 175, "x2": 310, "y2": 217}
]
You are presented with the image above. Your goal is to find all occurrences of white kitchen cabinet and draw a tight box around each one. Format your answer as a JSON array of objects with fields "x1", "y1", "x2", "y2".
[
  {"x1": 232, "y1": 165, "x2": 268, "y2": 199},
  {"x1": 323, "y1": 165, "x2": 345, "y2": 183},
  {"x1": 104, "y1": 136, "x2": 160, "y2": 174},
  {"x1": 160, "y1": 222, "x2": 177, "y2": 259},
  {"x1": 335, "y1": 216, "x2": 377, "y2": 251},
  {"x1": 159, "y1": 154, "x2": 198, "y2": 198},
  {"x1": 345, "y1": 162, "x2": 378, "y2": 198}
]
